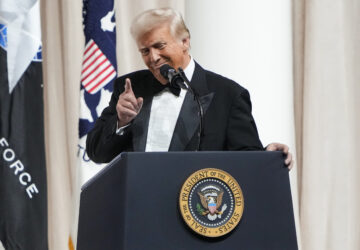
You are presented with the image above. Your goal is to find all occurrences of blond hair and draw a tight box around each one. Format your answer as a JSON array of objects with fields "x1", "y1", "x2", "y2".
[{"x1": 130, "y1": 8, "x2": 190, "y2": 42}]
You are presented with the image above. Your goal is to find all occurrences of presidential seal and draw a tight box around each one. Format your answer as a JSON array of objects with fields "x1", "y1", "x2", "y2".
[{"x1": 179, "y1": 168, "x2": 244, "y2": 237}]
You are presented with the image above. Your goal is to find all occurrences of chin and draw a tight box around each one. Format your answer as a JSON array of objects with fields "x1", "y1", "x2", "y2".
[{"x1": 150, "y1": 71, "x2": 165, "y2": 84}]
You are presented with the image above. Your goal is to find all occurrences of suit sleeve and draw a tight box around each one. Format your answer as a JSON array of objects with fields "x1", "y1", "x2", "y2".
[
  {"x1": 86, "y1": 78, "x2": 132, "y2": 163},
  {"x1": 226, "y1": 87, "x2": 264, "y2": 151}
]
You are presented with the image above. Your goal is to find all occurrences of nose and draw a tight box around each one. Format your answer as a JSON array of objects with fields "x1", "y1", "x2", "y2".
[{"x1": 149, "y1": 49, "x2": 160, "y2": 64}]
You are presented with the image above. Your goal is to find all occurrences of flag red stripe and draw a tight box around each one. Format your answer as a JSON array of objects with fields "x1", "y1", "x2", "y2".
[
  {"x1": 81, "y1": 56, "x2": 107, "y2": 80},
  {"x1": 82, "y1": 53, "x2": 104, "y2": 74},
  {"x1": 84, "y1": 64, "x2": 112, "y2": 88},
  {"x1": 83, "y1": 48, "x2": 100, "y2": 65},
  {"x1": 88, "y1": 69, "x2": 116, "y2": 93},
  {"x1": 83, "y1": 40, "x2": 96, "y2": 56}
]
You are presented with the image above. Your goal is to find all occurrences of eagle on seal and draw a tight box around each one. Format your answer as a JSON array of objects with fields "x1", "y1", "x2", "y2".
[{"x1": 198, "y1": 187, "x2": 224, "y2": 216}]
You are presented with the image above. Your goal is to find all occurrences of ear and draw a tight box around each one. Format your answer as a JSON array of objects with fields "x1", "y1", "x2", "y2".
[{"x1": 182, "y1": 37, "x2": 190, "y2": 52}]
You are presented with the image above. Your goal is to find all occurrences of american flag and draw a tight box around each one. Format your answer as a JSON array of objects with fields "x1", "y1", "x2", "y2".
[
  {"x1": 72, "y1": 0, "x2": 117, "y2": 248},
  {"x1": 81, "y1": 38, "x2": 116, "y2": 94},
  {"x1": 78, "y1": 0, "x2": 117, "y2": 172}
]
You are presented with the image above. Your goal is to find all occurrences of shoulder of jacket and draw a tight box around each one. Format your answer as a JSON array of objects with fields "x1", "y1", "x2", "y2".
[
  {"x1": 115, "y1": 69, "x2": 152, "y2": 82},
  {"x1": 203, "y1": 69, "x2": 248, "y2": 95}
]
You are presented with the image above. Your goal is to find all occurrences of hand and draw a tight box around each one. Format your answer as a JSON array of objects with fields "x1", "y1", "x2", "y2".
[
  {"x1": 116, "y1": 78, "x2": 143, "y2": 127},
  {"x1": 266, "y1": 142, "x2": 294, "y2": 170}
]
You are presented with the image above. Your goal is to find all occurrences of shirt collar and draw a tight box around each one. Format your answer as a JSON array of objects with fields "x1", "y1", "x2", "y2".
[{"x1": 183, "y1": 56, "x2": 195, "y2": 82}]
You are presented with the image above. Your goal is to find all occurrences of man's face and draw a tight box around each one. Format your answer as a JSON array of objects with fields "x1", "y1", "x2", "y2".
[{"x1": 136, "y1": 24, "x2": 190, "y2": 84}]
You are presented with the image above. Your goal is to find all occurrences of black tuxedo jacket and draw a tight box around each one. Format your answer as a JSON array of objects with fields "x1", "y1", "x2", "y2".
[{"x1": 86, "y1": 62, "x2": 264, "y2": 163}]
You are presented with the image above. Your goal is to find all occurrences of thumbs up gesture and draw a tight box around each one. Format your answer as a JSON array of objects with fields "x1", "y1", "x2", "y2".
[{"x1": 116, "y1": 78, "x2": 143, "y2": 127}]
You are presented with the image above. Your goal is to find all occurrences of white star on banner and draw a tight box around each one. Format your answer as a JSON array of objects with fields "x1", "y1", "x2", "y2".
[{"x1": 100, "y1": 10, "x2": 115, "y2": 32}]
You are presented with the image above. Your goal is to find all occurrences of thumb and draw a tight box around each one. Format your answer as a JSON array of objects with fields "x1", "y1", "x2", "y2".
[
  {"x1": 124, "y1": 78, "x2": 133, "y2": 93},
  {"x1": 137, "y1": 97, "x2": 143, "y2": 112},
  {"x1": 266, "y1": 143, "x2": 277, "y2": 151}
]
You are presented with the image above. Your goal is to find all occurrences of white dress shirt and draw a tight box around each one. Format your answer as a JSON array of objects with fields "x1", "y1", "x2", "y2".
[{"x1": 145, "y1": 58, "x2": 195, "y2": 152}]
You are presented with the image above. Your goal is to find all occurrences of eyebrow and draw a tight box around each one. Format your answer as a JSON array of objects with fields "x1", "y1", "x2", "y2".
[
  {"x1": 153, "y1": 42, "x2": 166, "y2": 48},
  {"x1": 139, "y1": 41, "x2": 167, "y2": 51}
]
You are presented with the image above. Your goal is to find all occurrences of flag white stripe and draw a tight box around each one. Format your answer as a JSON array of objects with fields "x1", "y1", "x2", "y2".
[
  {"x1": 81, "y1": 59, "x2": 111, "y2": 85},
  {"x1": 85, "y1": 65, "x2": 114, "y2": 89},
  {"x1": 82, "y1": 56, "x2": 107, "y2": 77},
  {"x1": 89, "y1": 70, "x2": 116, "y2": 94},
  {"x1": 83, "y1": 46, "x2": 99, "y2": 61},
  {"x1": 83, "y1": 39, "x2": 95, "y2": 52},
  {"x1": 82, "y1": 50, "x2": 103, "y2": 70},
  {"x1": 81, "y1": 56, "x2": 109, "y2": 82},
  {"x1": 83, "y1": 40, "x2": 97, "y2": 57},
  {"x1": 84, "y1": 66, "x2": 115, "y2": 92},
  {"x1": 82, "y1": 54, "x2": 105, "y2": 76}
]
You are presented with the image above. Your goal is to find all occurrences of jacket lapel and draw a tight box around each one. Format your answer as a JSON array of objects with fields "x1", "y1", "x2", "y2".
[
  {"x1": 131, "y1": 97, "x2": 152, "y2": 151},
  {"x1": 169, "y1": 62, "x2": 214, "y2": 151}
]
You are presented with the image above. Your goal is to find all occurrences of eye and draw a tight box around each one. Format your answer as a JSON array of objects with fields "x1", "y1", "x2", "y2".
[
  {"x1": 155, "y1": 42, "x2": 166, "y2": 50},
  {"x1": 140, "y1": 48, "x2": 149, "y2": 56}
]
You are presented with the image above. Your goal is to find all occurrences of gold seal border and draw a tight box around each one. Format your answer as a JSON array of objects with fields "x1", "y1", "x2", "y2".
[{"x1": 179, "y1": 168, "x2": 244, "y2": 237}]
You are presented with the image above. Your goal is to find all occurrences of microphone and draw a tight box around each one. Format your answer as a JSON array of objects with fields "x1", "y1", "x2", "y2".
[{"x1": 159, "y1": 64, "x2": 188, "y2": 89}]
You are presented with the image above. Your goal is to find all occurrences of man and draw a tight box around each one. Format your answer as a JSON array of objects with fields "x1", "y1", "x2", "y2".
[{"x1": 86, "y1": 8, "x2": 292, "y2": 167}]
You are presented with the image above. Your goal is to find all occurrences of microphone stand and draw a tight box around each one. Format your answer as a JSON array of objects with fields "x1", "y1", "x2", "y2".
[{"x1": 178, "y1": 68, "x2": 204, "y2": 151}]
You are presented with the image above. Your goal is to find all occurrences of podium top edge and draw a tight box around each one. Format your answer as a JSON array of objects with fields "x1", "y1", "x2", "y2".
[{"x1": 81, "y1": 151, "x2": 283, "y2": 191}]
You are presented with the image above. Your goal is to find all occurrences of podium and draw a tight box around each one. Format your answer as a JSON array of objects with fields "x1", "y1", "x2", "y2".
[{"x1": 77, "y1": 152, "x2": 298, "y2": 250}]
